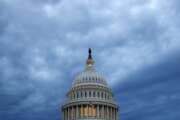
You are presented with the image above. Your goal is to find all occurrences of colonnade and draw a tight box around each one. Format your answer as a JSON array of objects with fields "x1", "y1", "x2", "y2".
[
  {"x1": 63, "y1": 104, "x2": 118, "y2": 120},
  {"x1": 70, "y1": 90, "x2": 112, "y2": 100}
]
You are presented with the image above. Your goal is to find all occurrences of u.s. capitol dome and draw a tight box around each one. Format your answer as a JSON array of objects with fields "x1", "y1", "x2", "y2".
[{"x1": 62, "y1": 48, "x2": 119, "y2": 120}]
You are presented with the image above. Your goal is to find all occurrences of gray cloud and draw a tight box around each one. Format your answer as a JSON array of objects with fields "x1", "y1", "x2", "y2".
[
  {"x1": 115, "y1": 52, "x2": 180, "y2": 120},
  {"x1": 0, "y1": 0, "x2": 180, "y2": 120}
]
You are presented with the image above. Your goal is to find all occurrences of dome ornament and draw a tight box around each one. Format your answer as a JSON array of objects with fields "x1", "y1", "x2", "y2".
[
  {"x1": 86, "y1": 48, "x2": 95, "y2": 71},
  {"x1": 88, "y1": 48, "x2": 92, "y2": 59}
]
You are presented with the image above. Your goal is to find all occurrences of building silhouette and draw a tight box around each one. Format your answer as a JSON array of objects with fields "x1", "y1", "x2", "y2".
[{"x1": 62, "y1": 48, "x2": 119, "y2": 120}]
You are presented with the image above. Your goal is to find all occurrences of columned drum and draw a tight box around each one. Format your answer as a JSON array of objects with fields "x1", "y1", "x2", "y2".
[{"x1": 62, "y1": 49, "x2": 119, "y2": 120}]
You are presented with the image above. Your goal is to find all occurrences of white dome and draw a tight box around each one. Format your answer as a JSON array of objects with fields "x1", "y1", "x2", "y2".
[
  {"x1": 73, "y1": 70, "x2": 107, "y2": 87},
  {"x1": 72, "y1": 48, "x2": 107, "y2": 87},
  {"x1": 62, "y1": 49, "x2": 119, "y2": 120}
]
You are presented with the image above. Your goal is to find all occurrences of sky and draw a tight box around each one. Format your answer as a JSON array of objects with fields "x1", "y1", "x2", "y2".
[{"x1": 0, "y1": 0, "x2": 180, "y2": 120}]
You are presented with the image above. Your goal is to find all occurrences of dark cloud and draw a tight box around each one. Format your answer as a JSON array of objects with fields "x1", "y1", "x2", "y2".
[
  {"x1": 0, "y1": 0, "x2": 180, "y2": 120},
  {"x1": 115, "y1": 52, "x2": 180, "y2": 120}
]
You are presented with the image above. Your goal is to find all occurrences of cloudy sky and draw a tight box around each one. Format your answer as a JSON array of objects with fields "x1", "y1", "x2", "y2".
[{"x1": 0, "y1": 0, "x2": 180, "y2": 120}]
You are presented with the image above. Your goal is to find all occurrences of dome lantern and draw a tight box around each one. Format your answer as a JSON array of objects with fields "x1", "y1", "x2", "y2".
[{"x1": 86, "y1": 48, "x2": 95, "y2": 71}]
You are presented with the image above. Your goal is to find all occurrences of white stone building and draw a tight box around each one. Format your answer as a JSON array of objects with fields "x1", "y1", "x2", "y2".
[{"x1": 62, "y1": 48, "x2": 119, "y2": 120}]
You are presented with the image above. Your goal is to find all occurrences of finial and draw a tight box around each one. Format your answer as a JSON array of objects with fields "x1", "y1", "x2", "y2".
[
  {"x1": 86, "y1": 48, "x2": 95, "y2": 71},
  {"x1": 88, "y1": 48, "x2": 92, "y2": 59}
]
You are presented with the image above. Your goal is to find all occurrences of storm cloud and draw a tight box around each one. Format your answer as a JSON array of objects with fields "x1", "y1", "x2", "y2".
[{"x1": 0, "y1": 0, "x2": 180, "y2": 120}]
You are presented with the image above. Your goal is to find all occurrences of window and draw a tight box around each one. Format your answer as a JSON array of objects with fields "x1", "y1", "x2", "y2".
[
  {"x1": 93, "y1": 91, "x2": 95, "y2": 97},
  {"x1": 85, "y1": 91, "x2": 87, "y2": 97},
  {"x1": 97, "y1": 92, "x2": 100, "y2": 98},
  {"x1": 81, "y1": 91, "x2": 83, "y2": 98},
  {"x1": 77, "y1": 92, "x2": 79, "y2": 98}
]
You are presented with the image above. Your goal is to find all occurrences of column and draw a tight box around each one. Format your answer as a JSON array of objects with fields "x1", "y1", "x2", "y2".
[
  {"x1": 88, "y1": 104, "x2": 90, "y2": 117},
  {"x1": 108, "y1": 106, "x2": 110, "y2": 120},
  {"x1": 64, "y1": 108, "x2": 66, "y2": 120},
  {"x1": 72, "y1": 106, "x2": 74, "y2": 120},
  {"x1": 110, "y1": 107, "x2": 112, "y2": 120},
  {"x1": 112, "y1": 108, "x2": 114, "y2": 120},
  {"x1": 62, "y1": 108, "x2": 64, "y2": 120},
  {"x1": 70, "y1": 107, "x2": 72, "y2": 120},
  {"x1": 80, "y1": 105, "x2": 83, "y2": 118},
  {"x1": 115, "y1": 109, "x2": 117, "y2": 120},
  {"x1": 106, "y1": 106, "x2": 109, "y2": 120},
  {"x1": 73, "y1": 106, "x2": 75, "y2": 119},
  {"x1": 87, "y1": 104, "x2": 89, "y2": 118},
  {"x1": 116, "y1": 108, "x2": 118, "y2": 120},
  {"x1": 105, "y1": 106, "x2": 107, "y2": 120},
  {"x1": 66, "y1": 108, "x2": 68, "y2": 120},
  {"x1": 113, "y1": 108, "x2": 116, "y2": 120},
  {"x1": 76, "y1": 105, "x2": 79, "y2": 119},
  {"x1": 97, "y1": 105, "x2": 99, "y2": 118},
  {"x1": 67, "y1": 107, "x2": 69, "y2": 120},
  {"x1": 102, "y1": 105, "x2": 104, "y2": 119},
  {"x1": 114, "y1": 109, "x2": 116, "y2": 120}
]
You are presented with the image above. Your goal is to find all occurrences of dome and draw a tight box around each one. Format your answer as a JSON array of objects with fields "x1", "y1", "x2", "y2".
[
  {"x1": 61, "y1": 48, "x2": 119, "y2": 120},
  {"x1": 73, "y1": 69, "x2": 107, "y2": 87},
  {"x1": 72, "y1": 48, "x2": 107, "y2": 87}
]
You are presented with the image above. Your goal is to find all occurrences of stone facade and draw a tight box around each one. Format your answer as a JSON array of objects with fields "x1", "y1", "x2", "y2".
[{"x1": 62, "y1": 49, "x2": 119, "y2": 120}]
